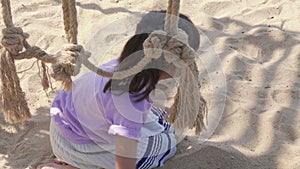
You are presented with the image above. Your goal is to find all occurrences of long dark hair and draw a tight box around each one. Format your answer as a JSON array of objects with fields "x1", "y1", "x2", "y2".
[
  {"x1": 103, "y1": 33, "x2": 160, "y2": 102},
  {"x1": 103, "y1": 11, "x2": 199, "y2": 102}
]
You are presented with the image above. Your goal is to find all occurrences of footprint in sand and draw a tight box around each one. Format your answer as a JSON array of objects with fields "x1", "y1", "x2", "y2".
[
  {"x1": 105, "y1": 33, "x2": 127, "y2": 46},
  {"x1": 239, "y1": 5, "x2": 282, "y2": 22},
  {"x1": 27, "y1": 74, "x2": 44, "y2": 93},
  {"x1": 271, "y1": 88, "x2": 300, "y2": 109},
  {"x1": 228, "y1": 28, "x2": 288, "y2": 65},
  {"x1": 200, "y1": 1, "x2": 238, "y2": 17}
]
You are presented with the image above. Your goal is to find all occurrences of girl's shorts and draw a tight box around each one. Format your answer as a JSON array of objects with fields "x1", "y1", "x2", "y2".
[{"x1": 50, "y1": 106, "x2": 177, "y2": 169}]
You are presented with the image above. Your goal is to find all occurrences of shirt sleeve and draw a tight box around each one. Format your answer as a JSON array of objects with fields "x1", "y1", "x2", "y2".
[{"x1": 107, "y1": 92, "x2": 152, "y2": 140}]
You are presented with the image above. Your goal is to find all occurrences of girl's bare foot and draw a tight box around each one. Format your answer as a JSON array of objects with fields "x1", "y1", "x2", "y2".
[
  {"x1": 52, "y1": 158, "x2": 68, "y2": 165},
  {"x1": 37, "y1": 162, "x2": 79, "y2": 169}
]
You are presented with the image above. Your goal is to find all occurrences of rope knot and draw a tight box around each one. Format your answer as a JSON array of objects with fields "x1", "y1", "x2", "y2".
[
  {"x1": 1, "y1": 27, "x2": 29, "y2": 55},
  {"x1": 51, "y1": 44, "x2": 91, "y2": 91},
  {"x1": 143, "y1": 28, "x2": 193, "y2": 67},
  {"x1": 143, "y1": 30, "x2": 168, "y2": 59},
  {"x1": 164, "y1": 28, "x2": 191, "y2": 62}
]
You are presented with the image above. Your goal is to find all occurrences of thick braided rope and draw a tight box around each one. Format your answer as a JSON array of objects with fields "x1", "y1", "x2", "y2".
[
  {"x1": 77, "y1": 0, "x2": 181, "y2": 80},
  {"x1": 52, "y1": 0, "x2": 115, "y2": 90},
  {"x1": 54, "y1": 0, "x2": 183, "y2": 86},
  {"x1": 62, "y1": 0, "x2": 78, "y2": 44},
  {"x1": 53, "y1": 0, "x2": 78, "y2": 91},
  {"x1": 1, "y1": 3, "x2": 55, "y2": 91},
  {"x1": 0, "y1": 0, "x2": 57, "y2": 123},
  {"x1": 166, "y1": 40, "x2": 206, "y2": 134},
  {"x1": 109, "y1": 0, "x2": 180, "y2": 79},
  {"x1": 62, "y1": 0, "x2": 71, "y2": 43},
  {"x1": 1, "y1": 0, "x2": 12, "y2": 27},
  {"x1": 165, "y1": 0, "x2": 180, "y2": 36},
  {"x1": 176, "y1": 49, "x2": 207, "y2": 134},
  {"x1": 0, "y1": 0, "x2": 206, "y2": 130},
  {"x1": 163, "y1": 0, "x2": 207, "y2": 134},
  {"x1": 54, "y1": 0, "x2": 155, "y2": 89},
  {"x1": 0, "y1": 0, "x2": 31, "y2": 123},
  {"x1": 1, "y1": 27, "x2": 57, "y2": 63}
]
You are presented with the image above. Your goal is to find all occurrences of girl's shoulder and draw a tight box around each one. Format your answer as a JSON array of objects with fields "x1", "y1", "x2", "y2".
[{"x1": 99, "y1": 58, "x2": 119, "y2": 72}]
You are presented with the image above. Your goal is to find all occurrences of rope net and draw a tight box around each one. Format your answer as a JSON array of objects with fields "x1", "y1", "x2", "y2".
[{"x1": 0, "y1": 0, "x2": 207, "y2": 134}]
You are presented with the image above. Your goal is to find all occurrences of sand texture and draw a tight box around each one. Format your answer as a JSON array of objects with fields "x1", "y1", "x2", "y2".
[{"x1": 0, "y1": 0, "x2": 300, "y2": 169}]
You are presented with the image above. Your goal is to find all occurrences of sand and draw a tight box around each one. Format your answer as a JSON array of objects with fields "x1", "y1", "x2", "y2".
[{"x1": 1, "y1": 0, "x2": 300, "y2": 168}]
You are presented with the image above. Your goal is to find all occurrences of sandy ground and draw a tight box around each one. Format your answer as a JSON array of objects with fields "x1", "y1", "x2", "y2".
[{"x1": 1, "y1": 0, "x2": 300, "y2": 168}]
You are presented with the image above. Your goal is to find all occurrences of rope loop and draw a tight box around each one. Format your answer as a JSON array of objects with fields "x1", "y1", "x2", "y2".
[
  {"x1": 1, "y1": 27, "x2": 29, "y2": 55},
  {"x1": 143, "y1": 30, "x2": 167, "y2": 59},
  {"x1": 143, "y1": 28, "x2": 194, "y2": 67},
  {"x1": 51, "y1": 44, "x2": 91, "y2": 90}
]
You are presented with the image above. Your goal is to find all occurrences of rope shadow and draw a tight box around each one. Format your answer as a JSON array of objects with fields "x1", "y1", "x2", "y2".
[
  {"x1": 1, "y1": 2, "x2": 300, "y2": 169},
  {"x1": 193, "y1": 17, "x2": 300, "y2": 169},
  {"x1": 0, "y1": 107, "x2": 52, "y2": 168},
  {"x1": 161, "y1": 143, "x2": 257, "y2": 169},
  {"x1": 75, "y1": 2, "x2": 142, "y2": 15}
]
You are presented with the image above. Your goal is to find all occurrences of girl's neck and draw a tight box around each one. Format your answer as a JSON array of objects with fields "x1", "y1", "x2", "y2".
[{"x1": 159, "y1": 71, "x2": 172, "y2": 80}]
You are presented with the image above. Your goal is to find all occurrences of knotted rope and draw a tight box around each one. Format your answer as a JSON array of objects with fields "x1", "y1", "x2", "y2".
[
  {"x1": 51, "y1": 0, "x2": 116, "y2": 91},
  {"x1": 50, "y1": 0, "x2": 182, "y2": 89},
  {"x1": 143, "y1": 30, "x2": 207, "y2": 134},
  {"x1": 1, "y1": 0, "x2": 58, "y2": 123},
  {"x1": 0, "y1": 0, "x2": 206, "y2": 134},
  {"x1": 0, "y1": 0, "x2": 31, "y2": 123},
  {"x1": 0, "y1": 0, "x2": 114, "y2": 122},
  {"x1": 142, "y1": 0, "x2": 207, "y2": 134}
]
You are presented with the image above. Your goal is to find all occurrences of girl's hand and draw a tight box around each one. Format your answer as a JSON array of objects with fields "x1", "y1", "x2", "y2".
[{"x1": 116, "y1": 135, "x2": 137, "y2": 169}]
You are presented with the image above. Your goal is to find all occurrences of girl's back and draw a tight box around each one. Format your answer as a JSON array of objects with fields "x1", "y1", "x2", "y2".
[{"x1": 51, "y1": 59, "x2": 159, "y2": 144}]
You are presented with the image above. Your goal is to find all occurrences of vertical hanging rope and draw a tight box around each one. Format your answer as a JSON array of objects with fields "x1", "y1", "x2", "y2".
[
  {"x1": 62, "y1": 0, "x2": 78, "y2": 44},
  {"x1": 163, "y1": 0, "x2": 207, "y2": 134},
  {"x1": 108, "y1": 0, "x2": 181, "y2": 80},
  {"x1": 0, "y1": 0, "x2": 206, "y2": 131},
  {"x1": 1, "y1": 0, "x2": 12, "y2": 27},
  {"x1": 165, "y1": 0, "x2": 180, "y2": 36},
  {"x1": 164, "y1": 0, "x2": 181, "y2": 125},
  {"x1": 51, "y1": 0, "x2": 78, "y2": 91},
  {"x1": 0, "y1": 0, "x2": 31, "y2": 123},
  {"x1": 52, "y1": 0, "x2": 153, "y2": 88},
  {"x1": 52, "y1": 0, "x2": 116, "y2": 90}
]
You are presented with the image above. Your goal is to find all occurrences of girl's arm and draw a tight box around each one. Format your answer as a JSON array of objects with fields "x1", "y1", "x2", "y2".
[
  {"x1": 116, "y1": 135, "x2": 138, "y2": 169},
  {"x1": 164, "y1": 105, "x2": 176, "y2": 123}
]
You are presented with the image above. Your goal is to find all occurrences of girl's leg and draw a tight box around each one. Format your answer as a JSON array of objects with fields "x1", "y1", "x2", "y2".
[
  {"x1": 136, "y1": 134, "x2": 176, "y2": 169},
  {"x1": 37, "y1": 162, "x2": 79, "y2": 169},
  {"x1": 136, "y1": 106, "x2": 177, "y2": 169},
  {"x1": 48, "y1": 118, "x2": 114, "y2": 169}
]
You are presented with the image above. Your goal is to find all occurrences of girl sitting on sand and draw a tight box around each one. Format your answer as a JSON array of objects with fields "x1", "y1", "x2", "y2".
[{"x1": 38, "y1": 11, "x2": 200, "y2": 169}]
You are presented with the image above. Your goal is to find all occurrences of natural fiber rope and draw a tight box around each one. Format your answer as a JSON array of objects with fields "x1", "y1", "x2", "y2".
[
  {"x1": 162, "y1": 0, "x2": 207, "y2": 134},
  {"x1": 52, "y1": 0, "x2": 158, "y2": 90},
  {"x1": 62, "y1": 0, "x2": 78, "y2": 44},
  {"x1": 0, "y1": 0, "x2": 57, "y2": 123},
  {"x1": 163, "y1": 36, "x2": 207, "y2": 134},
  {"x1": 0, "y1": 15, "x2": 56, "y2": 90},
  {"x1": 55, "y1": 0, "x2": 207, "y2": 133},
  {"x1": 112, "y1": 0, "x2": 181, "y2": 79},
  {"x1": 165, "y1": 0, "x2": 180, "y2": 36},
  {"x1": 0, "y1": 0, "x2": 206, "y2": 133},
  {"x1": 0, "y1": 0, "x2": 31, "y2": 123},
  {"x1": 57, "y1": 0, "x2": 159, "y2": 83},
  {"x1": 1, "y1": 0, "x2": 12, "y2": 27},
  {"x1": 51, "y1": 0, "x2": 115, "y2": 90},
  {"x1": 51, "y1": 0, "x2": 78, "y2": 91}
]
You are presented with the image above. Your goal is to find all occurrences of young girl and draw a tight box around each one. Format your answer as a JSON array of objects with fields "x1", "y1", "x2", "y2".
[{"x1": 38, "y1": 11, "x2": 200, "y2": 169}]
